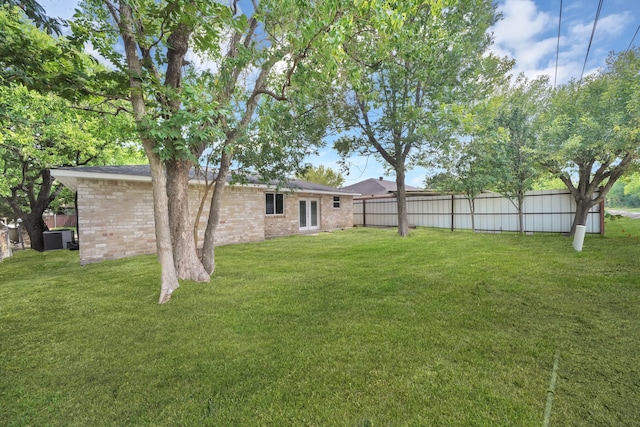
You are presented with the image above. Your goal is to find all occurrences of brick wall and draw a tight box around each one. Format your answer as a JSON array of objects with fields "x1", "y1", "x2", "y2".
[
  {"x1": 321, "y1": 193, "x2": 354, "y2": 230},
  {"x1": 264, "y1": 193, "x2": 300, "y2": 239},
  {"x1": 264, "y1": 192, "x2": 354, "y2": 239},
  {"x1": 78, "y1": 179, "x2": 156, "y2": 264},
  {"x1": 76, "y1": 178, "x2": 354, "y2": 264},
  {"x1": 193, "y1": 185, "x2": 265, "y2": 246}
]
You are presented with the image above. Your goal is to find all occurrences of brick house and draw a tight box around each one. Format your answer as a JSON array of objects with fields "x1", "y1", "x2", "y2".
[{"x1": 52, "y1": 165, "x2": 357, "y2": 265}]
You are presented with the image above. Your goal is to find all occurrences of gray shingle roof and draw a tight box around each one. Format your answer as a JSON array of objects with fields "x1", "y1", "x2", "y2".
[
  {"x1": 52, "y1": 165, "x2": 358, "y2": 195},
  {"x1": 341, "y1": 178, "x2": 420, "y2": 197}
]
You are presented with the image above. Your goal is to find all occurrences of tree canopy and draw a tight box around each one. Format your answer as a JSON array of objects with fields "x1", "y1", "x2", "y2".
[
  {"x1": 0, "y1": 83, "x2": 141, "y2": 250},
  {"x1": 539, "y1": 49, "x2": 640, "y2": 234},
  {"x1": 0, "y1": 5, "x2": 142, "y2": 250},
  {"x1": 0, "y1": 0, "x2": 62, "y2": 34},
  {"x1": 0, "y1": 6, "x2": 93, "y2": 100},
  {"x1": 486, "y1": 74, "x2": 550, "y2": 233},
  {"x1": 297, "y1": 165, "x2": 345, "y2": 188},
  {"x1": 332, "y1": 0, "x2": 509, "y2": 236}
]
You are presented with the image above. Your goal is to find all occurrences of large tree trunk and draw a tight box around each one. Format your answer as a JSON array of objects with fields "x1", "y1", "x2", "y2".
[
  {"x1": 13, "y1": 168, "x2": 60, "y2": 251},
  {"x1": 166, "y1": 159, "x2": 210, "y2": 282},
  {"x1": 559, "y1": 155, "x2": 633, "y2": 237},
  {"x1": 396, "y1": 168, "x2": 409, "y2": 237},
  {"x1": 571, "y1": 198, "x2": 597, "y2": 236},
  {"x1": 117, "y1": 4, "x2": 179, "y2": 303},
  {"x1": 22, "y1": 211, "x2": 48, "y2": 251},
  {"x1": 146, "y1": 153, "x2": 180, "y2": 304},
  {"x1": 200, "y1": 150, "x2": 232, "y2": 274},
  {"x1": 198, "y1": 57, "x2": 274, "y2": 273}
]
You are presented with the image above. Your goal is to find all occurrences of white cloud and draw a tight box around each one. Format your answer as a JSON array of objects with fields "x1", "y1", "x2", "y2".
[
  {"x1": 491, "y1": 0, "x2": 556, "y2": 79},
  {"x1": 491, "y1": 0, "x2": 636, "y2": 84},
  {"x1": 568, "y1": 12, "x2": 633, "y2": 40},
  {"x1": 492, "y1": 0, "x2": 553, "y2": 47}
]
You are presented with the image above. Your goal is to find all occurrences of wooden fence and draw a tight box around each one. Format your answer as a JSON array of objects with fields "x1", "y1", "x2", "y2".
[
  {"x1": 43, "y1": 214, "x2": 77, "y2": 229},
  {"x1": 354, "y1": 189, "x2": 603, "y2": 234}
]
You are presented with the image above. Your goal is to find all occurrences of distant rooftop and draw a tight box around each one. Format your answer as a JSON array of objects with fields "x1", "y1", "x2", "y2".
[{"x1": 341, "y1": 177, "x2": 420, "y2": 197}]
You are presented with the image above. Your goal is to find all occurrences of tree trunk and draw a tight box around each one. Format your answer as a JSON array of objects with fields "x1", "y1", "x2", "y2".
[
  {"x1": 396, "y1": 169, "x2": 409, "y2": 237},
  {"x1": 571, "y1": 198, "x2": 596, "y2": 236},
  {"x1": 165, "y1": 159, "x2": 210, "y2": 282},
  {"x1": 200, "y1": 150, "x2": 232, "y2": 274},
  {"x1": 146, "y1": 154, "x2": 181, "y2": 304},
  {"x1": 467, "y1": 197, "x2": 476, "y2": 232},
  {"x1": 16, "y1": 168, "x2": 59, "y2": 251},
  {"x1": 518, "y1": 195, "x2": 525, "y2": 234},
  {"x1": 22, "y1": 210, "x2": 48, "y2": 251},
  {"x1": 117, "y1": 4, "x2": 180, "y2": 303}
]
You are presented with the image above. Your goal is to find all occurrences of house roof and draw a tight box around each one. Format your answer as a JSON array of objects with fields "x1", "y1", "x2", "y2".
[
  {"x1": 51, "y1": 165, "x2": 360, "y2": 196},
  {"x1": 341, "y1": 178, "x2": 420, "y2": 197}
]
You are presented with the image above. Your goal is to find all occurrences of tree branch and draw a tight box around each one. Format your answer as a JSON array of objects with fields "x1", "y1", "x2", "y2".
[
  {"x1": 355, "y1": 95, "x2": 396, "y2": 168},
  {"x1": 103, "y1": 0, "x2": 121, "y2": 27},
  {"x1": 70, "y1": 102, "x2": 132, "y2": 116}
]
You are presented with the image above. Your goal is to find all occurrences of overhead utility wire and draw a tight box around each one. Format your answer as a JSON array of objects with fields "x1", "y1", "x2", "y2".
[
  {"x1": 626, "y1": 24, "x2": 640, "y2": 52},
  {"x1": 554, "y1": 0, "x2": 563, "y2": 88},
  {"x1": 578, "y1": 0, "x2": 604, "y2": 86}
]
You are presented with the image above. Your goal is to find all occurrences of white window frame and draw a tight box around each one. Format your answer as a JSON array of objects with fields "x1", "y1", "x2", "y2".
[{"x1": 333, "y1": 196, "x2": 341, "y2": 209}]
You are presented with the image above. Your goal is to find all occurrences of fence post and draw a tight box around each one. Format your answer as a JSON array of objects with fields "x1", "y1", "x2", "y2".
[
  {"x1": 362, "y1": 199, "x2": 366, "y2": 227},
  {"x1": 599, "y1": 199, "x2": 605, "y2": 236},
  {"x1": 450, "y1": 194, "x2": 454, "y2": 232}
]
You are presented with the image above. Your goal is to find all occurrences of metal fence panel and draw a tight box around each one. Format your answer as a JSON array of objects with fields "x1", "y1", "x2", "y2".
[{"x1": 354, "y1": 190, "x2": 602, "y2": 234}]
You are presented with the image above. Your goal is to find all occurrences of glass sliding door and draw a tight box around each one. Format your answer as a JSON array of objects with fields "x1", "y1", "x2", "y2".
[{"x1": 299, "y1": 198, "x2": 319, "y2": 231}]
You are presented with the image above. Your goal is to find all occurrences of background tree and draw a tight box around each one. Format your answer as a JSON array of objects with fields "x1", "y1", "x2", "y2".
[
  {"x1": 487, "y1": 74, "x2": 550, "y2": 233},
  {"x1": 0, "y1": 0, "x2": 62, "y2": 34},
  {"x1": 0, "y1": 6, "x2": 91, "y2": 100},
  {"x1": 539, "y1": 49, "x2": 640, "y2": 235},
  {"x1": 333, "y1": 0, "x2": 506, "y2": 236},
  {"x1": 426, "y1": 137, "x2": 494, "y2": 232},
  {"x1": 620, "y1": 174, "x2": 640, "y2": 207},
  {"x1": 606, "y1": 176, "x2": 640, "y2": 208},
  {"x1": 0, "y1": 6, "x2": 141, "y2": 251},
  {"x1": 297, "y1": 165, "x2": 345, "y2": 188},
  {"x1": 0, "y1": 83, "x2": 140, "y2": 251}
]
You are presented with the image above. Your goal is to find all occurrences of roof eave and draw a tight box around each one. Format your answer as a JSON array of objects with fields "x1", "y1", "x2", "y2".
[
  {"x1": 51, "y1": 169, "x2": 153, "y2": 192},
  {"x1": 52, "y1": 169, "x2": 360, "y2": 196}
]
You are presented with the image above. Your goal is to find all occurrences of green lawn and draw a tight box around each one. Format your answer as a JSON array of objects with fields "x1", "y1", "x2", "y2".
[{"x1": 1, "y1": 220, "x2": 639, "y2": 426}]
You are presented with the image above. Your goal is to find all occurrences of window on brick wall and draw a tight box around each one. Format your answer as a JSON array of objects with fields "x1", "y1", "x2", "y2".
[
  {"x1": 266, "y1": 193, "x2": 284, "y2": 215},
  {"x1": 333, "y1": 196, "x2": 341, "y2": 209}
]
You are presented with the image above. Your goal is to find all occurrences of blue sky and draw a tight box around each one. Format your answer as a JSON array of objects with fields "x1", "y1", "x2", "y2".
[{"x1": 42, "y1": 0, "x2": 640, "y2": 187}]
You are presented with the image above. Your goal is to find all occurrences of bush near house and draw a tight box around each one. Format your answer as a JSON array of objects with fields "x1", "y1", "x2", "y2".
[{"x1": 1, "y1": 219, "x2": 639, "y2": 426}]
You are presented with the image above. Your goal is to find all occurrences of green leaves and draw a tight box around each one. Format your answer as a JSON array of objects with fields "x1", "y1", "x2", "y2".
[
  {"x1": 539, "y1": 49, "x2": 640, "y2": 184},
  {"x1": 0, "y1": 82, "x2": 142, "y2": 213},
  {"x1": 334, "y1": 0, "x2": 505, "y2": 171},
  {"x1": 0, "y1": 6, "x2": 90, "y2": 101}
]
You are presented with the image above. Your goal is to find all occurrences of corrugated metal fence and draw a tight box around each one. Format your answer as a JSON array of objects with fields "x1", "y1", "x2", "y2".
[{"x1": 354, "y1": 189, "x2": 603, "y2": 234}]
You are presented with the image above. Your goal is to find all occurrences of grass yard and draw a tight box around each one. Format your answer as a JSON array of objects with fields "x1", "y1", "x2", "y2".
[{"x1": 1, "y1": 219, "x2": 639, "y2": 426}]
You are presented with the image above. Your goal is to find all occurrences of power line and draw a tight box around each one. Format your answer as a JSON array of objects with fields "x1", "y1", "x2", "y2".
[
  {"x1": 579, "y1": 0, "x2": 604, "y2": 86},
  {"x1": 626, "y1": 24, "x2": 640, "y2": 52},
  {"x1": 554, "y1": 0, "x2": 563, "y2": 88}
]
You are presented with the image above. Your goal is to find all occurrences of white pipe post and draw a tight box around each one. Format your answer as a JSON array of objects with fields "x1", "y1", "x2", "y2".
[{"x1": 573, "y1": 225, "x2": 586, "y2": 252}]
